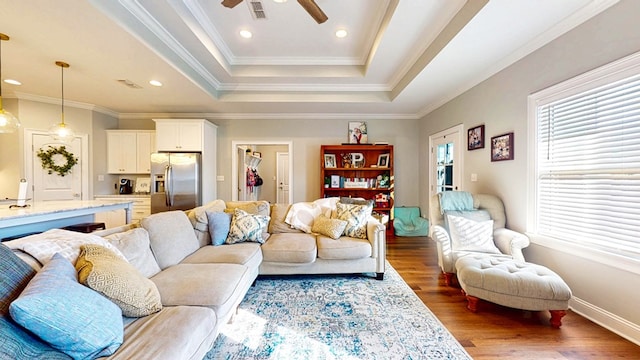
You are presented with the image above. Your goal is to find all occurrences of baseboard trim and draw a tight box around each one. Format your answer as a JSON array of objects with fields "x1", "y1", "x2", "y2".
[{"x1": 570, "y1": 297, "x2": 640, "y2": 346}]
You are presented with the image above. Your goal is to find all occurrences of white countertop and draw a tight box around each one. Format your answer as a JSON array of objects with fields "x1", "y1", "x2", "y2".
[
  {"x1": 94, "y1": 194, "x2": 150, "y2": 198},
  {"x1": 0, "y1": 200, "x2": 133, "y2": 224}
]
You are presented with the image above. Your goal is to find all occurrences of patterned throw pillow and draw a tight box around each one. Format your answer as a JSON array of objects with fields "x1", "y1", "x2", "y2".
[
  {"x1": 226, "y1": 209, "x2": 270, "y2": 244},
  {"x1": 311, "y1": 214, "x2": 348, "y2": 240},
  {"x1": 446, "y1": 215, "x2": 501, "y2": 254},
  {"x1": 76, "y1": 244, "x2": 162, "y2": 317},
  {"x1": 9, "y1": 254, "x2": 123, "y2": 359},
  {"x1": 335, "y1": 202, "x2": 373, "y2": 239}
]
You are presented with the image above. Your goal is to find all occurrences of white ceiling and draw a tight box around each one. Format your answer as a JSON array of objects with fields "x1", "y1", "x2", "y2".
[{"x1": 0, "y1": 0, "x2": 618, "y2": 119}]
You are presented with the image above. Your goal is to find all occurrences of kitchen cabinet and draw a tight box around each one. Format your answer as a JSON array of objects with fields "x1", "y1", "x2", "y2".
[
  {"x1": 154, "y1": 120, "x2": 203, "y2": 151},
  {"x1": 107, "y1": 130, "x2": 155, "y2": 174},
  {"x1": 153, "y1": 119, "x2": 218, "y2": 203}
]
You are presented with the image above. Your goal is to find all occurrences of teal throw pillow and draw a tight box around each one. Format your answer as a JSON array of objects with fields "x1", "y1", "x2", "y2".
[
  {"x1": 206, "y1": 210, "x2": 232, "y2": 246},
  {"x1": 9, "y1": 253, "x2": 123, "y2": 359}
]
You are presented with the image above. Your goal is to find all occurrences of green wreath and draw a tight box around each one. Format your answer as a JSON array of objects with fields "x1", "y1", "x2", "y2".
[{"x1": 37, "y1": 145, "x2": 78, "y2": 177}]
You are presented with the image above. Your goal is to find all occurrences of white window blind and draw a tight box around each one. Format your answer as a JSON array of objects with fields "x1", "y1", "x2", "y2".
[{"x1": 536, "y1": 73, "x2": 640, "y2": 259}]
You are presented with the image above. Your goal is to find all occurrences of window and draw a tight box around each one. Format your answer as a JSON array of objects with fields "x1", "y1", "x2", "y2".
[{"x1": 529, "y1": 52, "x2": 640, "y2": 261}]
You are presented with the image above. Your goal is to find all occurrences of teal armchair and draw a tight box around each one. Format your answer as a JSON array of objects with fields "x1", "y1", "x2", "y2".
[{"x1": 393, "y1": 207, "x2": 429, "y2": 236}]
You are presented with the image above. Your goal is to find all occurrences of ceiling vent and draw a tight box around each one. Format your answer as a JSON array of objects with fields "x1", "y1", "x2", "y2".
[
  {"x1": 117, "y1": 79, "x2": 143, "y2": 89},
  {"x1": 247, "y1": 1, "x2": 267, "y2": 20}
]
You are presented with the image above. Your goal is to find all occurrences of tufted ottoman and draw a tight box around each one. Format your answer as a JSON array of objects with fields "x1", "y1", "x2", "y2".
[{"x1": 455, "y1": 255, "x2": 572, "y2": 328}]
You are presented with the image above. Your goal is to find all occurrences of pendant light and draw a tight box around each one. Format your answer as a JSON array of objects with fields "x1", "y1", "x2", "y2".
[
  {"x1": 0, "y1": 33, "x2": 21, "y2": 134},
  {"x1": 48, "y1": 61, "x2": 75, "y2": 143}
]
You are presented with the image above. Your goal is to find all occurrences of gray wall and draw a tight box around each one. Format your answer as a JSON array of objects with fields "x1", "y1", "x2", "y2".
[{"x1": 419, "y1": 0, "x2": 640, "y2": 339}]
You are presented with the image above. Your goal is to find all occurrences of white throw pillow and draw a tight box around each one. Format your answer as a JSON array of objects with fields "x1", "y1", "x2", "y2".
[{"x1": 447, "y1": 215, "x2": 501, "y2": 254}]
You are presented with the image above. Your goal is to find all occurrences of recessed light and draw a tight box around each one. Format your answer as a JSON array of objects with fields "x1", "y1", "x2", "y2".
[
  {"x1": 335, "y1": 29, "x2": 348, "y2": 38},
  {"x1": 149, "y1": 80, "x2": 163, "y2": 87},
  {"x1": 240, "y1": 30, "x2": 253, "y2": 39},
  {"x1": 4, "y1": 79, "x2": 21, "y2": 85},
  {"x1": 273, "y1": 0, "x2": 287, "y2": 3}
]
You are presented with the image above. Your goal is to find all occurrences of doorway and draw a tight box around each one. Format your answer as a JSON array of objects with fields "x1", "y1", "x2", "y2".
[
  {"x1": 231, "y1": 141, "x2": 293, "y2": 204},
  {"x1": 428, "y1": 124, "x2": 463, "y2": 199},
  {"x1": 24, "y1": 129, "x2": 89, "y2": 201}
]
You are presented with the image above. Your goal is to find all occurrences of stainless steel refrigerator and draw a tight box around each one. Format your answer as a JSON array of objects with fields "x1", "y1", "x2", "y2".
[{"x1": 150, "y1": 152, "x2": 201, "y2": 214}]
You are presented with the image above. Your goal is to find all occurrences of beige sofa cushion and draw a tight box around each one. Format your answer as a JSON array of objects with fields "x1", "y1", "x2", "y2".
[
  {"x1": 269, "y1": 203, "x2": 303, "y2": 234},
  {"x1": 182, "y1": 243, "x2": 263, "y2": 270},
  {"x1": 316, "y1": 236, "x2": 372, "y2": 260},
  {"x1": 317, "y1": 235, "x2": 372, "y2": 260},
  {"x1": 141, "y1": 211, "x2": 200, "y2": 270},
  {"x1": 151, "y1": 263, "x2": 252, "y2": 319},
  {"x1": 108, "y1": 306, "x2": 217, "y2": 360},
  {"x1": 261, "y1": 233, "x2": 317, "y2": 264},
  {"x1": 186, "y1": 200, "x2": 227, "y2": 247},
  {"x1": 103, "y1": 227, "x2": 161, "y2": 278}
]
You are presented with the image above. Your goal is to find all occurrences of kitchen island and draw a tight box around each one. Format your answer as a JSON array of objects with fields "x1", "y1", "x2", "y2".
[{"x1": 0, "y1": 200, "x2": 133, "y2": 240}]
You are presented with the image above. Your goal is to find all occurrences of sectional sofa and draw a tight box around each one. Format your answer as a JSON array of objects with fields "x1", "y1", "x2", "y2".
[{"x1": 1, "y1": 198, "x2": 386, "y2": 359}]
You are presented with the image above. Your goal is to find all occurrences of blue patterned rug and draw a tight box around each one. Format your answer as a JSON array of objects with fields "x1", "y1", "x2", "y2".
[{"x1": 206, "y1": 263, "x2": 471, "y2": 359}]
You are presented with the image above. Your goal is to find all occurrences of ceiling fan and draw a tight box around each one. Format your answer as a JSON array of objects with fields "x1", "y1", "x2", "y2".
[{"x1": 221, "y1": 0, "x2": 328, "y2": 24}]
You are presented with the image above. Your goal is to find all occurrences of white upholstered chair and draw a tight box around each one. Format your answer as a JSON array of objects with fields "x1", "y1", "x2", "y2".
[{"x1": 429, "y1": 192, "x2": 530, "y2": 286}]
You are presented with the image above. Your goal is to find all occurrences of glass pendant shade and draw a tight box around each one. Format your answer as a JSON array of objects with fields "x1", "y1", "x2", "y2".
[
  {"x1": 0, "y1": 106, "x2": 20, "y2": 133},
  {"x1": 48, "y1": 61, "x2": 75, "y2": 143},
  {"x1": 0, "y1": 33, "x2": 21, "y2": 134},
  {"x1": 48, "y1": 119, "x2": 75, "y2": 143}
]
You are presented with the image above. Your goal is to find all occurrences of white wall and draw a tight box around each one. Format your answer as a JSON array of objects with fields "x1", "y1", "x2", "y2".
[{"x1": 419, "y1": 0, "x2": 640, "y2": 342}]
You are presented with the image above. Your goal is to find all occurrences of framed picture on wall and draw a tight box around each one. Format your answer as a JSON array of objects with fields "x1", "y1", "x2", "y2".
[
  {"x1": 467, "y1": 124, "x2": 485, "y2": 150},
  {"x1": 348, "y1": 122, "x2": 368, "y2": 144},
  {"x1": 491, "y1": 132, "x2": 514, "y2": 161}
]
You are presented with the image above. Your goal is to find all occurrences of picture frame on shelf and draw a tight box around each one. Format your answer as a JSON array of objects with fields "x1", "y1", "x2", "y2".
[
  {"x1": 467, "y1": 124, "x2": 485, "y2": 150},
  {"x1": 324, "y1": 154, "x2": 337, "y2": 168},
  {"x1": 348, "y1": 121, "x2": 368, "y2": 144},
  {"x1": 491, "y1": 132, "x2": 514, "y2": 161},
  {"x1": 330, "y1": 175, "x2": 341, "y2": 188},
  {"x1": 377, "y1": 153, "x2": 390, "y2": 168}
]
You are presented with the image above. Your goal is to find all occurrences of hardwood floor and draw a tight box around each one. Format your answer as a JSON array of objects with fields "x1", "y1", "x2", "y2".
[{"x1": 385, "y1": 235, "x2": 640, "y2": 359}]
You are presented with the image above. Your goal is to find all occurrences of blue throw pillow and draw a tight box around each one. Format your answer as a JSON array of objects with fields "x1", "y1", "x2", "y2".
[
  {"x1": 0, "y1": 243, "x2": 36, "y2": 315},
  {"x1": 9, "y1": 253, "x2": 123, "y2": 359},
  {"x1": 207, "y1": 210, "x2": 232, "y2": 246},
  {"x1": 0, "y1": 316, "x2": 71, "y2": 360}
]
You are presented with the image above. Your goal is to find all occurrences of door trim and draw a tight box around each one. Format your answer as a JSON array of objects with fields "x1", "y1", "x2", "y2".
[
  {"x1": 231, "y1": 140, "x2": 293, "y2": 203},
  {"x1": 428, "y1": 124, "x2": 463, "y2": 199},
  {"x1": 24, "y1": 129, "x2": 90, "y2": 201}
]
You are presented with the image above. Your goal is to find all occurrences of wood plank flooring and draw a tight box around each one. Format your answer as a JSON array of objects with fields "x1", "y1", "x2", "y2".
[{"x1": 385, "y1": 235, "x2": 640, "y2": 359}]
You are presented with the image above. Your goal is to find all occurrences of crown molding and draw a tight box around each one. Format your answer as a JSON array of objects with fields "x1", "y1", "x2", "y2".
[
  {"x1": 118, "y1": 112, "x2": 419, "y2": 121},
  {"x1": 12, "y1": 92, "x2": 119, "y2": 118}
]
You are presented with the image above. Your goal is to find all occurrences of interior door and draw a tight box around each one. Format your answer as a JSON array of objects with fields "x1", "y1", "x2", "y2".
[
  {"x1": 30, "y1": 132, "x2": 84, "y2": 201},
  {"x1": 276, "y1": 152, "x2": 290, "y2": 204},
  {"x1": 429, "y1": 125, "x2": 463, "y2": 198}
]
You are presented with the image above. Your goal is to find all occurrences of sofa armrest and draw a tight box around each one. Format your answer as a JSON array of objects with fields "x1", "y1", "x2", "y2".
[
  {"x1": 493, "y1": 228, "x2": 530, "y2": 262},
  {"x1": 366, "y1": 219, "x2": 386, "y2": 273},
  {"x1": 430, "y1": 225, "x2": 455, "y2": 273}
]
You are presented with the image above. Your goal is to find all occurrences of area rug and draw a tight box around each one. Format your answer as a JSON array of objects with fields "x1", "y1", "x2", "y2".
[{"x1": 206, "y1": 263, "x2": 471, "y2": 360}]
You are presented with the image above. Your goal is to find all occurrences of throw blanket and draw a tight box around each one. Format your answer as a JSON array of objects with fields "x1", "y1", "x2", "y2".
[{"x1": 439, "y1": 191, "x2": 474, "y2": 213}]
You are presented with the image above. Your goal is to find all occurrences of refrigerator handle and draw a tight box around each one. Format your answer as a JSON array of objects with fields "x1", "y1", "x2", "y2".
[{"x1": 165, "y1": 164, "x2": 172, "y2": 207}]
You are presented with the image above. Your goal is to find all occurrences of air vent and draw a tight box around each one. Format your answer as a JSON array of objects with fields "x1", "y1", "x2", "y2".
[
  {"x1": 117, "y1": 79, "x2": 143, "y2": 89},
  {"x1": 247, "y1": 0, "x2": 267, "y2": 20}
]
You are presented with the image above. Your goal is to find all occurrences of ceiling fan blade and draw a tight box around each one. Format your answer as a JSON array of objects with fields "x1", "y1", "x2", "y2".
[
  {"x1": 221, "y1": 0, "x2": 244, "y2": 9},
  {"x1": 297, "y1": 0, "x2": 328, "y2": 24}
]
